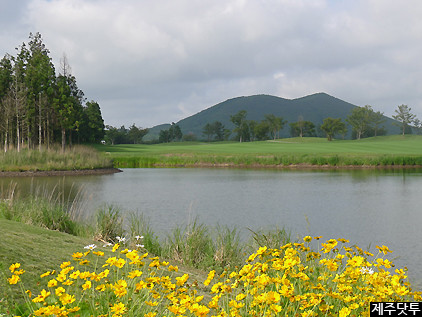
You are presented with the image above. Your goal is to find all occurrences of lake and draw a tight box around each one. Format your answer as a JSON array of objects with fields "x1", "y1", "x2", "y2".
[{"x1": 1, "y1": 167, "x2": 422, "y2": 289}]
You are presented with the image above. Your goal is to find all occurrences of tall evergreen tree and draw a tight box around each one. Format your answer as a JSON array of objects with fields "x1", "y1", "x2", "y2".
[
  {"x1": 82, "y1": 101, "x2": 105, "y2": 143},
  {"x1": 26, "y1": 32, "x2": 56, "y2": 150}
]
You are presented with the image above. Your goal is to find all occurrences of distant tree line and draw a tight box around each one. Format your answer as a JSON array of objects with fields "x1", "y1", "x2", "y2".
[
  {"x1": 0, "y1": 32, "x2": 105, "y2": 152},
  {"x1": 104, "y1": 124, "x2": 149, "y2": 145},
  {"x1": 105, "y1": 103, "x2": 421, "y2": 145},
  {"x1": 159, "y1": 123, "x2": 182, "y2": 143},
  {"x1": 197, "y1": 103, "x2": 420, "y2": 142}
]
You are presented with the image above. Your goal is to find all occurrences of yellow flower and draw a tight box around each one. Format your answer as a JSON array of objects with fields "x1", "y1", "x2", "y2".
[
  {"x1": 149, "y1": 259, "x2": 160, "y2": 268},
  {"x1": 15, "y1": 269, "x2": 25, "y2": 276},
  {"x1": 82, "y1": 280, "x2": 92, "y2": 290},
  {"x1": 60, "y1": 266, "x2": 74, "y2": 275},
  {"x1": 176, "y1": 274, "x2": 189, "y2": 286},
  {"x1": 339, "y1": 307, "x2": 351, "y2": 317},
  {"x1": 8, "y1": 274, "x2": 20, "y2": 285},
  {"x1": 114, "y1": 280, "x2": 128, "y2": 297},
  {"x1": 32, "y1": 289, "x2": 51, "y2": 303},
  {"x1": 376, "y1": 245, "x2": 392, "y2": 255},
  {"x1": 55, "y1": 287, "x2": 66, "y2": 296},
  {"x1": 347, "y1": 256, "x2": 365, "y2": 267},
  {"x1": 93, "y1": 250, "x2": 104, "y2": 256},
  {"x1": 40, "y1": 270, "x2": 54, "y2": 278},
  {"x1": 204, "y1": 270, "x2": 215, "y2": 286},
  {"x1": 60, "y1": 261, "x2": 71, "y2": 269},
  {"x1": 56, "y1": 273, "x2": 66, "y2": 282},
  {"x1": 60, "y1": 293, "x2": 75, "y2": 305},
  {"x1": 235, "y1": 293, "x2": 246, "y2": 301},
  {"x1": 338, "y1": 238, "x2": 350, "y2": 243},
  {"x1": 34, "y1": 305, "x2": 63, "y2": 316},
  {"x1": 9, "y1": 263, "x2": 20, "y2": 273},
  {"x1": 67, "y1": 306, "x2": 80, "y2": 313},
  {"x1": 96, "y1": 284, "x2": 107, "y2": 291},
  {"x1": 111, "y1": 302, "x2": 126, "y2": 315},
  {"x1": 376, "y1": 258, "x2": 392, "y2": 269},
  {"x1": 303, "y1": 236, "x2": 312, "y2": 242},
  {"x1": 128, "y1": 270, "x2": 143, "y2": 279},
  {"x1": 168, "y1": 265, "x2": 178, "y2": 272},
  {"x1": 72, "y1": 252, "x2": 83, "y2": 260},
  {"x1": 62, "y1": 279, "x2": 74, "y2": 286},
  {"x1": 229, "y1": 299, "x2": 244, "y2": 309},
  {"x1": 256, "y1": 246, "x2": 268, "y2": 256},
  {"x1": 115, "y1": 258, "x2": 126, "y2": 268},
  {"x1": 112, "y1": 243, "x2": 120, "y2": 252},
  {"x1": 47, "y1": 279, "x2": 58, "y2": 288},
  {"x1": 69, "y1": 270, "x2": 80, "y2": 279}
]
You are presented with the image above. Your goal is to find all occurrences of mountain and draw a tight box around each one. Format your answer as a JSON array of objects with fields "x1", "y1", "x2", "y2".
[{"x1": 144, "y1": 93, "x2": 399, "y2": 140}]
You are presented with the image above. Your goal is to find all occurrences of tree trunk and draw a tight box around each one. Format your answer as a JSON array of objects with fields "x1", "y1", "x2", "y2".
[
  {"x1": 39, "y1": 94, "x2": 42, "y2": 151},
  {"x1": 4, "y1": 130, "x2": 8, "y2": 153},
  {"x1": 68, "y1": 130, "x2": 72, "y2": 148},
  {"x1": 16, "y1": 115, "x2": 20, "y2": 153},
  {"x1": 61, "y1": 128, "x2": 66, "y2": 153},
  {"x1": 46, "y1": 116, "x2": 50, "y2": 150}
]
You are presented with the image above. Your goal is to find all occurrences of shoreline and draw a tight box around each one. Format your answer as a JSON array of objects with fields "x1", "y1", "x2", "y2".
[
  {"x1": 2, "y1": 163, "x2": 422, "y2": 176},
  {"x1": 148, "y1": 162, "x2": 422, "y2": 169},
  {"x1": 0, "y1": 168, "x2": 122, "y2": 177}
]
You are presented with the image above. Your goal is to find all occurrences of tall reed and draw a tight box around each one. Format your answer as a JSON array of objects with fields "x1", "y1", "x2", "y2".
[
  {"x1": 0, "y1": 145, "x2": 113, "y2": 171},
  {"x1": 0, "y1": 181, "x2": 90, "y2": 236}
]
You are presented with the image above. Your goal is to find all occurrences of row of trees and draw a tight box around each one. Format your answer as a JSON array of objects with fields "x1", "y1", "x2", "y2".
[
  {"x1": 320, "y1": 104, "x2": 419, "y2": 141},
  {"x1": 200, "y1": 103, "x2": 419, "y2": 143},
  {"x1": 120, "y1": 103, "x2": 418, "y2": 144},
  {"x1": 0, "y1": 33, "x2": 105, "y2": 152},
  {"x1": 159, "y1": 123, "x2": 182, "y2": 143},
  {"x1": 104, "y1": 124, "x2": 149, "y2": 145},
  {"x1": 226, "y1": 111, "x2": 288, "y2": 142}
]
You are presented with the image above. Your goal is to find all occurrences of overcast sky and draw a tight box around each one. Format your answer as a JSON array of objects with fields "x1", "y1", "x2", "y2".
[{"x1": 1, "y1": 0, "x2": 422, "y2": 128}]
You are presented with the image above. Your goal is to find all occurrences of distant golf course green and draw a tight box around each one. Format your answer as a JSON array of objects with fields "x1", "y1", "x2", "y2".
[{"x1": 94, "y1": 135, "x2": 422, "y2": 168}]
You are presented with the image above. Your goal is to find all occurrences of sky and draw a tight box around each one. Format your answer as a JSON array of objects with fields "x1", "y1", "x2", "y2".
[{"x1": 1, "y1": 0, "x2": 422, "y2": 128}]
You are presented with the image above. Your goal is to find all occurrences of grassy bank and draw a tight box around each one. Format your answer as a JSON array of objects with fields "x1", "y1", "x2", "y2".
[
  {"x1": 0, "y1": 145, "x2": 113, "y2": 172},
  {"x1": 95, "y1": 135, "x2": 422, "y2": 168},
  {"x1": 1, "y1": 218, "x2": 421, "y2": 316}
]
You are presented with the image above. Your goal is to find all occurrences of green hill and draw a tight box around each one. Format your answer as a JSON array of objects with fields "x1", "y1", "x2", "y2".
[{"x1": 145, "y1": 93, "x2": 400, "y2": 141}]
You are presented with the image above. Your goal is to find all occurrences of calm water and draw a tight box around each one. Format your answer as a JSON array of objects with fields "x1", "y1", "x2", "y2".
[{"x1": 1, "y1": 168, "x2": 422, "y2": 288}]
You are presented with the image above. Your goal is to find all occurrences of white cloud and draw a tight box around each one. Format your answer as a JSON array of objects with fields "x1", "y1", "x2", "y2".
[{"x1": 1, "y1": 0, "x2": 422, "y2": 126}]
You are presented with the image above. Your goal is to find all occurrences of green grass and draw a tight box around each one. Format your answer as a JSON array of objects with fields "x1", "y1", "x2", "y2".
[
  {"x1": 0, "y1": 219, "x2": 98, "y2": 309},
  {"x1": 0, "y1": 145, "x2": 113, "y2": 172},
  {"x1": 94, "y1": 135, "x2": 422, "y2": 167}
]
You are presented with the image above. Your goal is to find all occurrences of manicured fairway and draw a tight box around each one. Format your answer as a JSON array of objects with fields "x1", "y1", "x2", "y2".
[{"x1": 94, "y1": 135, "x2": 422, "y2": 167}]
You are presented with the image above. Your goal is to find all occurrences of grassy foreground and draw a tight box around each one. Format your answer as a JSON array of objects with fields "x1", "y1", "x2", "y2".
[
  {"x1": 95, "y1": 135, "x2": 422, "y2": 168},
  {"x1": 0, "y1": 145, "x2": 113, "y2": 172},
  {"x1": 1, "y1": 218, "x2": 421, "y2": 316}
]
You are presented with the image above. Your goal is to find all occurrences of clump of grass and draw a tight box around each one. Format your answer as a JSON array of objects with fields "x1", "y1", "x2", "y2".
[
  {"x1": 0, "y1": 182, "x2": 85, "y2": 236},
  {"x1": 0, "y1": 145, "x2": 113, "y2": 172},
  {"x1": 164, "y1": 218, "x2": 214, "y2": 269},
  {"x1": 213, "y1": 225, "x2": 243, "y2": 269},
  {"x1": 95, "y1": 204, "x2": 125, "y2": 243},
  {"x1": 248, "y1": 226, "x2": 292, "y2": 250},
  {"x1": 127, "y1": 212, "x2": 162, "y2": 256}
]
